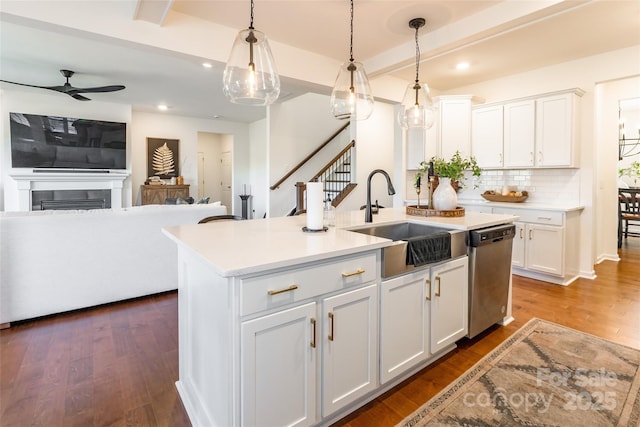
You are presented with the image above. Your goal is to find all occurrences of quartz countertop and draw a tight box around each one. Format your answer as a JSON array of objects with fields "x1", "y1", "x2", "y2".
[
  {"x1": 456, "y1": 199, "x2": 584, "y2": 212},
  {"x1": 162, "y1": 207, "x2": 517, "y2": 277}
]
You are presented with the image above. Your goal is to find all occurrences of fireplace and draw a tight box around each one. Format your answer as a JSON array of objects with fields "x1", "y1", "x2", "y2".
[
  {"x1": 8, "y1": 170, "x2": 128, "y2": 211},
  {"x1": 32, "y1": 189, "x2": 111, "y2": 210}
]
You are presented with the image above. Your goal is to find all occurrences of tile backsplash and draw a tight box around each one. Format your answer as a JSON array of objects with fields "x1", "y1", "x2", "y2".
[{"x1": 406, "y1": 168, "x2": 581, "y2": 205}]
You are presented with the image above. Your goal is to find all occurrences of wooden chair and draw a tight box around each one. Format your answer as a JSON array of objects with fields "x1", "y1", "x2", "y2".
[{"x1": 618, "y1": 188, "x2": 640, "y2": 247}]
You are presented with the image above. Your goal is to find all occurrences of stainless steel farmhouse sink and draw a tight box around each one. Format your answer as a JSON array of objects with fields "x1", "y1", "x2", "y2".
[{"x1": 349, "y1": 222, "x2": 467, "y2": 278}]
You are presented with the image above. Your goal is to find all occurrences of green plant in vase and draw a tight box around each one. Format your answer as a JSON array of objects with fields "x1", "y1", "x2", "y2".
[
  {"x1": 619, "y1": 161, "x2": 640, "y2": 187},
  {"x1": 417, "y1": 151, "x2": 481, "y2": 210}
]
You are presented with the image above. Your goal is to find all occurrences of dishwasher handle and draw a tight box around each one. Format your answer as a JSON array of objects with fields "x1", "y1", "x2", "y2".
[{"x1": 469, "y1": 224, "x2": 516, "y2": 247}]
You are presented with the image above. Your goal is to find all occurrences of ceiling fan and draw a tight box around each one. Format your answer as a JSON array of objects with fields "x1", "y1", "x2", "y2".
[{"x1": 0, "y1": 69, "x2": 125, "y2": 101}]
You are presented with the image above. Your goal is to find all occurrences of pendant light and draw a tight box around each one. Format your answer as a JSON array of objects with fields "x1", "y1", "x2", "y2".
[
  {"x1": 223, "y1": 0, "x2": 280, "y2": 106},
  {"x1": 330, "y1": 0, "x2": 374, "y2": 121},
  {"x1": 398, "y1": 18, "x2": 435, "y2": 129}
]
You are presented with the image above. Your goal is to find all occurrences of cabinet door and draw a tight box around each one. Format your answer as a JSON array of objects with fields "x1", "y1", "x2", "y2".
[
  {"x1": 241, "y1": 302, "x2": 317, "y2": 427},
  {"x1": 167, "y1": 186, "x2": 189, "y2": 199},
  {"x1": 512, "y1": 222, "x2": 526, "y2": 268},
  {"x1": 322, "y1": 284, "x2": 378, "y2": 416},
  {"x1": 503, "y1": 100, "x2": 535, "y2": 167},
  {"x1": 440, "y1": 99, "x2": 472, "y2": 159},
  {"x1": 430, "y1": 257, "x2": 469, "y2": 354},
  {"x1": 526, "y1": 224, "x2": 564, "y2": 276},
  {"x1": 471, "y1": 105, "x2": 503, "y2": 168},
  {"x1": 142, "y1": 186, "x2": 166, "y2": 205},
  {"x1": 536, "y1": 93, "x2": 576, "y2": 167},
  {"x1": 379, "y1": 271, "x2": 429, "y2": 384}
]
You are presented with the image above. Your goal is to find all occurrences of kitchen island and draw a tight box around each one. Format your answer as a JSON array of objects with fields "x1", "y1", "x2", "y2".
[{"x1": 163, "y1": 208, "x2": 516, "y2": 427}]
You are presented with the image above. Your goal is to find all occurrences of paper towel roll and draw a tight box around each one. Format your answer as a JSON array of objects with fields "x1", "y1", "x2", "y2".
[{"x1": 306, "y1": 182, "x2": 324, "y2": 230}]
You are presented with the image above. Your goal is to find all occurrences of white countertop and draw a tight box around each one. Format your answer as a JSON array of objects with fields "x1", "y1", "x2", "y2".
[
  {"x1": 162, "y1": 207, "x2": 517, "y2": 277},
  {"x1": 457, "y1": 199, "x2": 584, "y2": 212}
]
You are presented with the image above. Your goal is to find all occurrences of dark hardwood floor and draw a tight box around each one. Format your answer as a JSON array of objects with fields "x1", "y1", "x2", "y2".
[{"x1": 1, "y1": 239, "x2": 638, "y2": 426}]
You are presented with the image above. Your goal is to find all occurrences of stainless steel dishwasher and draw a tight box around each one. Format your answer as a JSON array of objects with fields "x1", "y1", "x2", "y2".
[{"x1": 468, "y1": 224, "x2": 515, "y2": 338}]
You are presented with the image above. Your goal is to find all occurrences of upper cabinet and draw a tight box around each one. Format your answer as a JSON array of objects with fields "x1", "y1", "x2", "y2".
[
  {"x1": 471, "y1": 105, "x2": 504, "y2": 168},
  {"x1": 535, "y1": 92, "x2": 582, "y2": 167},
  {"x1": 438, "y1": 96, "x2": 481, "y2": 159},
  {"x1": 472, "y1": 88, "x2": 584, "y2": 170},
  {"x1": 503, "y1": 99, "x2": 536, "y2": 167}
]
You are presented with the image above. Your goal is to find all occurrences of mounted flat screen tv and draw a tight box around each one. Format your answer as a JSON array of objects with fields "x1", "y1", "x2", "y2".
[{"x1": 9, "y1": 112, "x2": 127, "y2": 170}]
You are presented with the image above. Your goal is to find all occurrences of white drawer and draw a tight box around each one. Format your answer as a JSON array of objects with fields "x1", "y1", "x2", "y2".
[
  {"x1": 493, "y1": 208, "x2": 564, "y2": 226},
  {"x1": 240, "y1": 252, "x2": 378, "y2": 316}
]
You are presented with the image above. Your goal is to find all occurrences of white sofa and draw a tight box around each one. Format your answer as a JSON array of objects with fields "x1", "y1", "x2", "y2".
[{"x1": 0, "y1": 203, "x2": 227, "y2": 324}]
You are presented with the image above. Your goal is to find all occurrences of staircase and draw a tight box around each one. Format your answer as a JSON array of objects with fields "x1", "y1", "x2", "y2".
[{"x1": 312, "y1": 140, "x2": 356, "y2": 207}]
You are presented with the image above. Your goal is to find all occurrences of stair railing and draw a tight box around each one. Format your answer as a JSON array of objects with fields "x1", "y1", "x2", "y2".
[{"x1": 270, "y1": 122, "x2": 349, "y2": 191}]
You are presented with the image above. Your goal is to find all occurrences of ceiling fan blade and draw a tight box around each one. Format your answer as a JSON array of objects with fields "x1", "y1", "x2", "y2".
[
  {"x1": 70, "y1": 85, "x2": 126, "y2": 94},
  {"x1": 71, "y1": 93, "x2": 91, "y2": 101},
  {"x1": 0, "y1": 79, "x2": 58, "y2": 91}
]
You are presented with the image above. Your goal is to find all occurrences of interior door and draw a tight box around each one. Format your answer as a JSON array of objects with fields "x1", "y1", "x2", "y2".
[
  {"x1": 221, "y1": 150, "x2": 232, "y2": 209},
  {"x1": 197, "y1": 151, "x2": 205, "y2": 199}
]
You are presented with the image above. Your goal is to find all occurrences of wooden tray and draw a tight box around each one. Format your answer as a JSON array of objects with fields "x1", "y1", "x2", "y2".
[
  {"x1": 406, "y1": 205, "x2": 465, "y2": 217},
  {"x1": 481, "y1": 191, "x2": 528, "y2": 203}
]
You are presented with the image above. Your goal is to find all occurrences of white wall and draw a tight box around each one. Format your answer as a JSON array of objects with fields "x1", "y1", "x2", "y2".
[
  {"x1": 347, "y1": 101, "x2": 396, "y2": 212},
  {"x1": 0, "y1": 88, "x2": 132, "y2": 211},
  {"x1": 131, "y1": 111, "x2": 250, "y2": 216},
  {"x1": 250, "y1": 118, "x2": 267, "y2": 219},
  {"x1": 268, "y1": 93, "x2": 352, "y2": 217}
]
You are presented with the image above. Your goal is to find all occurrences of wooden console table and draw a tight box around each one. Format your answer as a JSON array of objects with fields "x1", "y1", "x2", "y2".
[{"x1": 141, "y1": 184, "x2": 190, "y2": 205}]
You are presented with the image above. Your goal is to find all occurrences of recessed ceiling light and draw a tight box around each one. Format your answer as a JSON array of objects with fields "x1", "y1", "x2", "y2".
[
  {"x1": 157, "y1": 104, "x2": 168, "y2": 111},
  {"x1": 202, "y1": 62, "x2": 212, "y2": 69},
  {"x1": 213, "y1": 115, "x2": 223, "y2": 119},
  {"x1": 456, "y1": 62, "x2": 470, "y2": 71}
]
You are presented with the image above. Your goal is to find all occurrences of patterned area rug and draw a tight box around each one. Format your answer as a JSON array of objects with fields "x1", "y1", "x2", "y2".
[{"x1": 398, "y1": 318, "x2": 640, "y2": 427}]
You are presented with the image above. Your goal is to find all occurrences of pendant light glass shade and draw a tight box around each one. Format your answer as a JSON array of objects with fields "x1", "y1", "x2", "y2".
[
  {"x1": 330, "y1": 0, "x2": 374, "y2": 121},
  {"x1": 399, "y1": 81, "x2": 435, "y2": 129},
  {"x1": 223, "y1": 1, "x2": 280, "y2": 106},
  {"x1": 331, "y1": 60, "x2": 374, "y2": 120},
  {"x1": 398, "y1": 18, "x2": 435, "y2": 129}
]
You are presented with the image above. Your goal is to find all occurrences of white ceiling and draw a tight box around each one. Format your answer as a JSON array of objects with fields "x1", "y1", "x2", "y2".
[{"x1": 0, "y1": 0, "x2": 638, "y2": 123}]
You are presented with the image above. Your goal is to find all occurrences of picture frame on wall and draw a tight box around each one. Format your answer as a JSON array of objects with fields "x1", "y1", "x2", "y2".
[{"x1": 147, "y1": 137, "x2": 179, "y2": 179}]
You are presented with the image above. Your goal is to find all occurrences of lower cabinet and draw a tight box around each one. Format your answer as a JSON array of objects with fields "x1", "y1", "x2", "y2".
[
  {"x1": 240, "y1": 283, "x2": 378, "y2": 426},
  {"x1": 380, "y1": 270, "x2": 430, "y2": 384},
  {"x1": 241, "y1": 302, "x2": 318, "y2": 427},
  {"x1": 512, "y1": 221, "x2": 564, "y2": 275},
  {"x1": 380, "y1": 257, "x2": 468, "y2": 384},
  {"x1": 430, "y1": 257, "x2": 469, "y2": 354}
]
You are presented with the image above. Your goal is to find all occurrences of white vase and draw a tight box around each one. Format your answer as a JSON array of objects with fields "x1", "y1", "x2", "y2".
[{"x1": 432, "y1": 177, "x2": 458, "y2": 210}]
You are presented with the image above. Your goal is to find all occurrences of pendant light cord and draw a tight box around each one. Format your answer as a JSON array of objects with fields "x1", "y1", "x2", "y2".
[
  {"x1": 414, "y1": 24, "x2": 420, "y2": 84},
  {"x1": 349, "y1": 0, "x2": 354, "y2": 62},
  {"x1": 249, "y1": 0, "x2": 255, "y2": 30}
]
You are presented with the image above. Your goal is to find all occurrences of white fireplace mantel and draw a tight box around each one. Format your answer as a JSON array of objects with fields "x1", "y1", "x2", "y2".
[{"x1": 9, "y1": 169, "x2": 130, "y2": 211}]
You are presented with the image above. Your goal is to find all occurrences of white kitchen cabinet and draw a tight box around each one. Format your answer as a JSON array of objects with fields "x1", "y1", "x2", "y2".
[
  {"x1": 430, "y1": 257, "x2": 469, "y2": 354},
  {"x1": 535, "y1": 92, "x2": 581, "y2": 167},
  {"x1": 471, "y1": 104, "x2": 504, "y2": 168},
  {"x1": 379, "y1": 270, "x2": 430, "y2": 384},
  {"x1": 437, "y1": 95, "x2": 483, "y2": 160},
  {"x1": 493, "y1": 207, "x2": 581, "y2": 285},
  {"x1": 503, "y1": 99, "x2": 536, "y2": 168},
  {"x1": 241, "y1": 302, "x2": 318, "y2": 427},
  {"x1": 322, "y1": 284, "x2": 378, "y2": 416},
  {"x1": 511, "y1": 221, "x2": 563, "y2": 275}
]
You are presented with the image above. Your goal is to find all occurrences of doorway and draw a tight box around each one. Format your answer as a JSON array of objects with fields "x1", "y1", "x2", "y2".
[{"x1": 197, "y1": 132, "x2": 233, "y2": 212}]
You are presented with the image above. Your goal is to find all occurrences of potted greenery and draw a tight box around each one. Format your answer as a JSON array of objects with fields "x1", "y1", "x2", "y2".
[
  {"x1": 414, "y1": 151, "x2": 481, "y2": 211},
  {"x1": 618, "y1": 161, "x2": 640, "y2": 187}
]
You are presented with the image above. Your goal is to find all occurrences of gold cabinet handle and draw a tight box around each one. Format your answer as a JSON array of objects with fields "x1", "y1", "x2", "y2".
[
  {"x1": 425, "y1": 279, "x2": 431, "y2": 301},
  {"x1": 268, "y1": 284, "x2": 298, "y2": 296},
  {"x1": 342, "y1": 269, "x2": 365, "y2": 278},
  {"x1": 328, "y1": 312, "x2": 334, "y2": 341},
  {"x1": 435, "y1": 276, "x2": 441, "y2": 297},
  {"x1": 529, "y1": 229, "x2": 533, "y2": 240},
  {"x1": 519, "y1": 228, "x2": 524, "y2": 239},
  {"x1": 310, "y1": 318, "x2": 317, "y2": 348}
]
